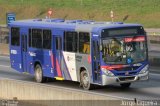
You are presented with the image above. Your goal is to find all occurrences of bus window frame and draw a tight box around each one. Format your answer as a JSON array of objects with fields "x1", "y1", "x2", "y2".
[
  {"x1": 28, "y1": 28, "x2": 52, "y2": 50},
  {"x1": 78, "y1": 32, "x2": 91, "y2": 54},
  {"x1": 63, "y1": 31, "x2": 78, "y2": 53},
  {"x1": 43, "y1": 29, "x2": 52, "y2": 50}
]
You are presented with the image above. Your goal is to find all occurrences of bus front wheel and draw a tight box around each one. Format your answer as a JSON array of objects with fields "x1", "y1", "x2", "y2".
[
  {"x1": 35, "y1": 64, "x2": 46, "y2": 83},
  {"x1": 120, "y1": 83, "x2": 131, "y2": 88},
  {"x1": 80, "y1": 70, "x2": 94, "y2": 90}
]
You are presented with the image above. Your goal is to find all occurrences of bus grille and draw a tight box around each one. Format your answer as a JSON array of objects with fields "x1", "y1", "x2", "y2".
[
  {"x1": 116, "y1": 66, "x2": 140, "y2": 71},
  {"x1": 119, "y1": 76, "x2": 135, "y2": 81},
  {"x1": 117, "y1": 72, "x2": 137, "y2": 76}
]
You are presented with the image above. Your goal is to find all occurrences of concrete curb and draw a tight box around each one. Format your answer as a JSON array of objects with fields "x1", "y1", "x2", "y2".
[
  {"x1": 0, "y1": 79, "x2": 126, "y2": 106},
  {"x1": 0, "y1": 52, "x2": 9, "y2": 56}
]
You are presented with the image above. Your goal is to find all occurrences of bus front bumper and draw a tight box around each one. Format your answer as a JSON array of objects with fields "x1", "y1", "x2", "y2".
[{"x1": 102, "y1": 71, "x2": 149, "y2": 86}]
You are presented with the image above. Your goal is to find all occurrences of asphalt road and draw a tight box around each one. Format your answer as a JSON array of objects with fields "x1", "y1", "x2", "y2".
[{"x1": 0, "y1": 55, "x2": 160, "y2": 101}]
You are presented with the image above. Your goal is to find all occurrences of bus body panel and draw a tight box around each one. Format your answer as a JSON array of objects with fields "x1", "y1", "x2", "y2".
[
  {"x1": 10, "y1": 26, "x2": 23, "y2": 73},
  {"x1": 10, "y1": 46, "x2": 22, "y2": 72},
  {"x1": 62, "y1": 52, "x2": 77, "y2": 81},
  {"x1": 75, "y1": 53, "x2": 92, "y2": 82}
]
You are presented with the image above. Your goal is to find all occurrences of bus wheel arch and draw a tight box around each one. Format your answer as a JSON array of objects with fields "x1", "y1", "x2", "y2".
[
  {"x1": 34, "y1": 61, "x2": 46, "y2": 83},
  {"x1": 79, "y1": 67, "x2": 94, "y2": 90}
]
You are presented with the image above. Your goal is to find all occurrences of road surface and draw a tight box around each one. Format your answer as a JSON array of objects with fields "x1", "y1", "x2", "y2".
[{"x1": 0, "y1": 55, "x2": 160, "y2": 101}]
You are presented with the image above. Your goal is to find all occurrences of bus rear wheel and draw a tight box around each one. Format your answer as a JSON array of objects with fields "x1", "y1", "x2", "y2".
[
  {"x1": 35, "y1": 64, "x2": 46, "y2": 83},
  {"x1": 80, "y1": 70, "x2": 94, "y2": 90},
  {"x1": 120, "y1": 83, "x2": 131, "y2": 88}
]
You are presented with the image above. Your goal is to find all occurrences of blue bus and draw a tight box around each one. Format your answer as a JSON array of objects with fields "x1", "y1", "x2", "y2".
[{"x1": 9, "y1": 19, "x2": 149, "y2": 90}]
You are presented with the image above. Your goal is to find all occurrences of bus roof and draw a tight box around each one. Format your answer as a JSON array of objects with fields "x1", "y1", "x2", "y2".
[{"x1": 9, "y1": 19, "x2": 142, "y2": 33}]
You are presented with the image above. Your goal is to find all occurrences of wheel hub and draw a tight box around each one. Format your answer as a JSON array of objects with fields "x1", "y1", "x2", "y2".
[{"x1": 83, "y1": 74, "x2": 89, "y2": 86}]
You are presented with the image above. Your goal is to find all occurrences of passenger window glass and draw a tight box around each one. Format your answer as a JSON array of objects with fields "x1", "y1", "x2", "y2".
[
  {"x1": 32, "y1": 29, "x2": 42, "y2": 48},
  {"x1": 43, "y1": 30, "x2": 51, "y2": 49},
  {"x1": 11, "y1": 27, "x2": 20, "y2": 46},
  {"x1": 64, "y1": 32, "x2": 78, "y2": 52},
  {"x1": 79, "y1": 32, "x2": 90, "y2": 54}
]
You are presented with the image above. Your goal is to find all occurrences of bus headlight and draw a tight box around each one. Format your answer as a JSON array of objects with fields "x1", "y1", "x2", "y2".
[
  {"x1": 101, "y1": 68, "x2": 114, "y2": 77},
  {"x1": 139, "y1": 65, "x2": 149, "y2": 74}
]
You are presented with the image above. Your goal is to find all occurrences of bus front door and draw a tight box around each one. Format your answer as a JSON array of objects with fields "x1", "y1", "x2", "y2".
[
  {"x1": 92, "y1": 38, "x2": 101, "y2": 83},
  {"x1": 21, "y1": 29, "x2": 28, "y2": 73}
]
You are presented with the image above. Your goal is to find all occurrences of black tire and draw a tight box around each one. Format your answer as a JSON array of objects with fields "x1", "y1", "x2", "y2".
[
  {"x1": 80, "y1": 70, "x2": 94, "y2": 90},
  {"x1": 34, "y1": 64, "x2": 46, "y2": 83},
  {"x1": 120, "y1": 83, "x2": 131, "y2": 88}
]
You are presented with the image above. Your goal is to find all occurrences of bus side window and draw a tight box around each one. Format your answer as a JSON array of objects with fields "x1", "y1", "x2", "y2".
[
  {"x1": 31, "y1": 29, "x2": 42, "y2": 49},
  {"x1": 11, "y1": 27, "x2": 20, "y2": 46},
  {"x1": 29, "y1": 29, "x2": 51, "y2": 50},
  {"x1": 43, "y1": 30, "x2": 51, "y2": 49},
  {"x1": 79, "y1": 32, "x2": 90, "y2": 54},
  {"x1": 64, "y1": 31, "x2": 78, "y2": 52}
]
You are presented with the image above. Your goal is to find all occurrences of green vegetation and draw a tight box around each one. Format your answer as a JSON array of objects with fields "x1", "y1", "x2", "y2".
[{"x1": 0, "y1": 0, "x2": 160, "y2": 27}]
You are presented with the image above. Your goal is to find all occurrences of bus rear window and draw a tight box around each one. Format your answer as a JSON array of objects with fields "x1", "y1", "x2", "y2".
[{"x1": 11, "y1": 27, "x2": 20, "y2": 46}]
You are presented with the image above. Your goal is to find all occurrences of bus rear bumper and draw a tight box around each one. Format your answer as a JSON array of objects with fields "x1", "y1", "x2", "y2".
[{"x1": 102, "y1": 72, "x2": 149, "y2": 86}]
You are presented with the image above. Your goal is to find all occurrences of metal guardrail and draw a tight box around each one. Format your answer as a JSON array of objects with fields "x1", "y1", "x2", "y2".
[{"x1": 147, "y1": 35, "x2": 160, "y2": 44}]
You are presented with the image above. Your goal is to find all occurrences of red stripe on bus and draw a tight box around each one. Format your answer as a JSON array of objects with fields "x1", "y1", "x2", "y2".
[
  {"x1": 56, "y1": 59, "x2": 62, "y2": 77},
  {"x1": 87, "y1": 55, "x2": 91, "y2": 64},
  {"x1": 101, "y1": 66, "x2": 113, "y2": 70},
  {"x1": 101, "y1": 65, "x2": 123, "y2": 70}
]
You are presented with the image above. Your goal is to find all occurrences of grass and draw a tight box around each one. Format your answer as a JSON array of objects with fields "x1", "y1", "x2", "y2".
[{"x1": 0, "y1": 0, "x2": 160, "y2": 28}]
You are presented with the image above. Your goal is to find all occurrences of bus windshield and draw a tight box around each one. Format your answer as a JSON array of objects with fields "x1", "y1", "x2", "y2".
[{"x1": 102, "y1": 36, "x2": 147, "y2": 64}]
